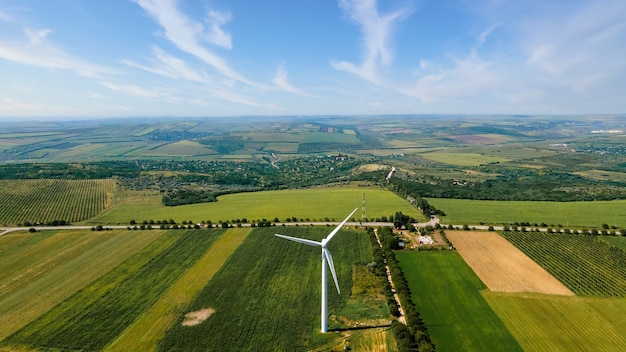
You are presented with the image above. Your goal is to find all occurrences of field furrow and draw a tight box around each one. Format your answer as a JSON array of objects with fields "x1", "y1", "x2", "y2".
[
  {"x1": 501, "y1": 231, "x2": 626, "y2": 296},
  {"x1": 0, "y1": 179, "x2": 115, "y2": 225}
]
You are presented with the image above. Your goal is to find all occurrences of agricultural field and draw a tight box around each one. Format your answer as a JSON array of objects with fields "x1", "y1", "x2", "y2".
[
  {"x1": 395, "y1": 251, "x2": 523, "y2": 352},
  {"x1": 91, "y1": 185, "x2": 425, "y2": 225},
  {"x1": 484, "y1": 292, "x2": 626, "y2": 352},
  {"x1": 0, "y1": 225, "x2": 385, "y2": 351},
  {"x1": 3, "y1": 229, "x2": 224, "y2": 351},
  {"x1": 426, "y1": 198, "x2": 626, "y2": 227},
  {"x1": 445, "y1": 231, "x2": 573, "y2": 295},
  {"x1": 500, "y1": 231, "x2": 626, "y2": 296},
  {"x1": 0, "y1": 179, "x2": 116, "y2": 226},
  {"x1": 601, "y1": 236, "x2": 626, "y2": 251},
  {"x1": 158, "y1": 227, "x2": 373, "y2": 351},
  {"x1": 0, "y1": 229, "x2": 166, "y2": 340},
  {"x1": 416, "y1": 151, "x2": 511, "y2": 166}
]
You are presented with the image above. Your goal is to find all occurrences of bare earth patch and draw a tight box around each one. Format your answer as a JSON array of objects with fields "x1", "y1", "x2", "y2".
[
  {"x1": 181, "y1": 308, "x2": 215, "y2": 327},
  {"x1": 446, "y1": 231, "x2": 574, "y2": 296}
]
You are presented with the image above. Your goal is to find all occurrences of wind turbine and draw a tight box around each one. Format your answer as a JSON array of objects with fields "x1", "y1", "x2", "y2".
[{"x1": 275, "y1": 208, "x2": 358, "y2": 333}]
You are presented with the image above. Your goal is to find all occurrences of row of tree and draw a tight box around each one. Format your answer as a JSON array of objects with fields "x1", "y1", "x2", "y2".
[{"x1": 368, "y1": 227, "x2": 435, "y2": 352}]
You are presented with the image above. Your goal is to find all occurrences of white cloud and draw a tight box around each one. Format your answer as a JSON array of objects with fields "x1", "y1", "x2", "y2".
[
  {"x1": 100, "y1": 81, "x2": 177, "y2": 101},
  {"x1": 331, "y1": 0, "x2": 412, "y2": 84},
  {"x1": 272, "y1": 65, "x2": 310, "y2": 96},
  {"x1": 0, "y1": 9, "x2": 11, "y2": 22},
  {"x1": 0, "y1": 97, "x2": 85, "y2": 116},
  {"x1": 0, "y1": 27, "x2": 116, "y2": 78},
  {"x1": 133, "y1": 0, "x2": 255, "y2": 86},
  {"x1": 123, "y1": 46, "x2": 213, "y2": 84},
  {"x1": 205, "y1": 10, "x2": 232, "y2": 49},
  {"x1": 522, "y1": 0, "x2": 626, "y2": 92},
  {"x1": 403, "y1": 52, "x2": 501, "y2": 102}
]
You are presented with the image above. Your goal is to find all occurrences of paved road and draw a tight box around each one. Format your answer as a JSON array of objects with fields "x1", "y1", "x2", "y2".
[{"x1": 0, "y1": 217, "x2": 448, "y2": 237}]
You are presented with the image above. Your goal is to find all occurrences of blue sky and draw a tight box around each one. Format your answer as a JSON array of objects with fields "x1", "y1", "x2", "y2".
[{"x1": 0, "y1": 0, "x2": 625, "y2": 119}]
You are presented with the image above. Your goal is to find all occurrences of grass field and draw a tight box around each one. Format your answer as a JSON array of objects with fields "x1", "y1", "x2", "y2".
[
  {"x1": 0, "y1": 179, "x2": 116, "y2": 226},
  {"x1": 484, "y1": 292, "x2": 626, "y2": 352},
  {"x1": 396, "y1": 251, "x2": 522, "y2": 352},
  {"x1": 91, "y1": 185, "x2": 424, "y2": 225},
  {"x1": 0, "y1": 229, "x2": 165, "y2": 340},
  {"x1": 426, "y1": 198, "x2": 626, "y2": 227}
]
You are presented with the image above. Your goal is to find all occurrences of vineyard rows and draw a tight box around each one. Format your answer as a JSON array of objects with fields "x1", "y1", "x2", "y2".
[
  {"x1": 500, "y1": 231, "x2": 626, "y2": 296},
  {"x1": 0, "y1": 179, "x2": 115, "y2": 225}
]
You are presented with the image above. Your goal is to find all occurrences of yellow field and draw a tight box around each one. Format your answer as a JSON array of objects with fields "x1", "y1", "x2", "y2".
[{"x1": 446, "y1": 231, "x2": 573, "y2": 295}]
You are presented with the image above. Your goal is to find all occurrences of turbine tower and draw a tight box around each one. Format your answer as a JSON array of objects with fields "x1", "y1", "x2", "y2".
[{"x1": 276, "y1": 208, "x2": 357, "y2": 333}]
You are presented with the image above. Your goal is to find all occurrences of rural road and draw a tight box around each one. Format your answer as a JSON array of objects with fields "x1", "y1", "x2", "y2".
[{"x1": 0, "y1": 218, "x2": 443, "y2": 236}]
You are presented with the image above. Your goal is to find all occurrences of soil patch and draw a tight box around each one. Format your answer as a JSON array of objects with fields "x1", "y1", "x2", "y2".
[
  {"x1": 446, "y1": 231, "x2": 573, "y2": 296},
  {"x1": 182, "y1": 308, "x2": 215, "y2": 326}
]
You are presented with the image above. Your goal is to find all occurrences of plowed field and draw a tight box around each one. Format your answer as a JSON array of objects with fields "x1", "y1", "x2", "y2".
[{"x1": 446, "y1": 231, "x2": 573, "y2": 295}]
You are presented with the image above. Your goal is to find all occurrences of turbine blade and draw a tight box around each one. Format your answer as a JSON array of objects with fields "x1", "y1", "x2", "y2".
[
  {"x1": 325, "y1": 208, "x2": 358, "y2": 243},
  {"x1": 275, "y1": 234, "x2": 321, "y2": 247},
  {"x1": 323, "y1": 248, "x2": 341, "y2": 294}
]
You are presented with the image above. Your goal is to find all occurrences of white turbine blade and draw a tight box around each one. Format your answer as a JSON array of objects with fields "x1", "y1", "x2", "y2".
[
  {"x1": 325, "y1": 208, "x2": 358, "y2": 242},
  {"x1": 323, "y1": 248, "x2": 341, "y2": 294},
  {"x1": 275, "y1": 234, "x2": 321, "y2": 247}
]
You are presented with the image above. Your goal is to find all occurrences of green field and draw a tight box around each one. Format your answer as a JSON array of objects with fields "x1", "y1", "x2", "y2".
[
  {"x1": 4, "y1": 229, "x2": 222, "y2": 351},
  {"x1": 417, "y1": 151, "x2": 511, "y2": 166},
  {"x1": 426, "y1": 198, "x2": 626, "y2": 227},
  {"x1": 106, "y1": 228, "x2": 250, "y2": 351},
  {"x1": 0, "y1": 229, "x2": 165, "y2": 340},
  {"x1": 396, "y1": 251, "x2": 522, "y2": 352},
  {"x1": 500, "y1": 231, "x2": 626, "y2": 296},
  {"x1": 0, "y1": 179, "x2": 116, "y2": 226},
  {"x1": 158, "y1": 227, "x2": 372, "y2": 351},
  {"x1": 601, "y1": 236, "x2": 626, "y2": 251},
  {"x1": 484, "y1": 292, "x2": 626, "y2": 352},
  {"x1": 92, "y1": 185, "x2": 424, "y2": 225},
  {"x1": 0, "y1": 226, "x2": 378, "y2": 351}
]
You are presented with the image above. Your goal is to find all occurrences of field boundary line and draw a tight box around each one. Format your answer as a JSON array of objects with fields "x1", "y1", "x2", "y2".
[{"x1": 104, "y1": 228, "x2": 251, "y2": 352}]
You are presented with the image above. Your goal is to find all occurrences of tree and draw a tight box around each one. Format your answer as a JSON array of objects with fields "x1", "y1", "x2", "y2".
[{"x1": 393, "y1": 211, "x2": 410, "y2": 229}]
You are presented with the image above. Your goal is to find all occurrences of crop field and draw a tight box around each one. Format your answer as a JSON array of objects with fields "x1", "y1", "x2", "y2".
[
  {"x1": 396, "y1": 251, "x2": 522, "y2": 352},
  {"x1": 416, "y1": 151, "x2": 511, "y2": 166},
  {"x1": 0, "y1": 179, "x2": 115, "y2": 226},
  {"x1": 158, "y1": 227, "x2": 372, "y2": 351},
  {"x1": 106, "y1": 228, "x2": 248, "y2": 352},
  {"x1": 500, "y1": 231, "x2": 626, "y2": 296},
  {"x1": 144, "y1": 141, "x2": 215, "y2": 156},
  {"x1": 574, "y1": 169, "x2": 626, "y2": 183},
  {"x1": 0, "y1": 226, "x2": 376, "y2": 351},
  {"x1": 92, "y1": 185, "x2": 424, "y2": 225},
  {"x1": 0, "y1": 229, "x2": 166, "y2": 340},
  {"x1": 483, "y1": 292, "x2": 626, "y2": 352},
  {"x1": 601, "y1": 236, "x2": 626, "y2": 251},
  {"x1": 426, "y1": 198, "x2": 626, "y2": 227},
  {"x1": 4, "y1": 229, "x2": 222, "y2": 351},
  {"x1": 445, "y1": 231, "x2": 573, "y2": 295}
]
